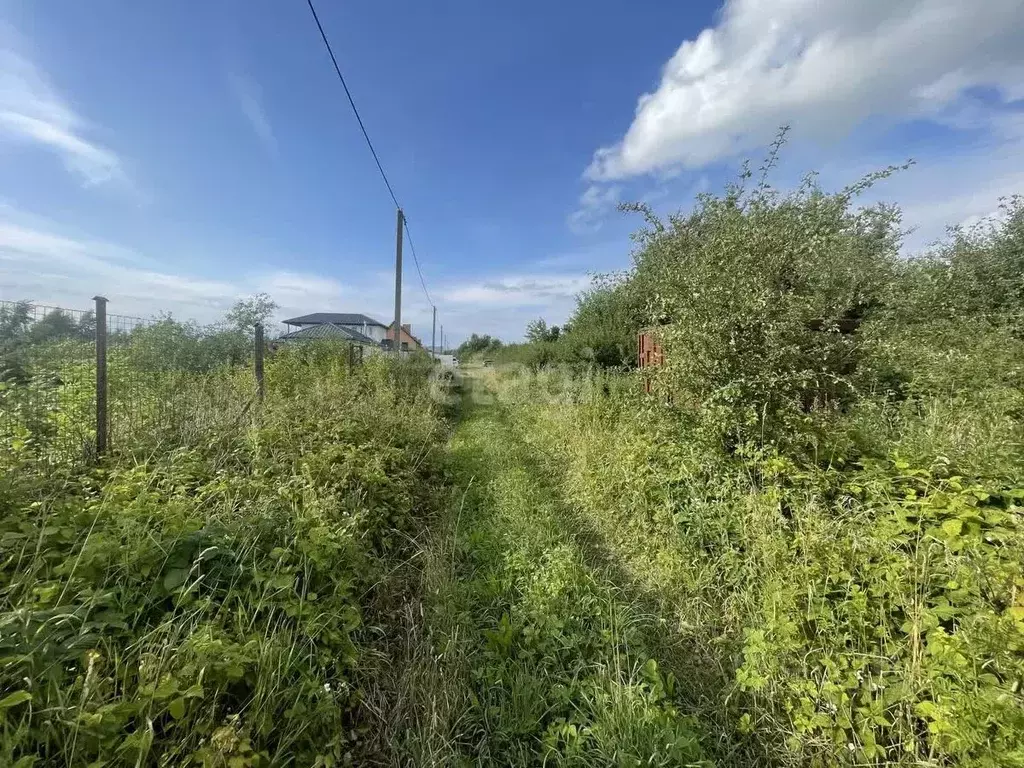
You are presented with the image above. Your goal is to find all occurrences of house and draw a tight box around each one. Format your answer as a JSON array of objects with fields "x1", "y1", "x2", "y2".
[
  {"x1": 275, "y1": 323, "x2": 378, "y2": 347},
  {"x1": 280, "y1": 313, "x2": 388, "y2": 345},
  {"x1": 384, "y1": 322, "x2": 424, "y2": 352}
]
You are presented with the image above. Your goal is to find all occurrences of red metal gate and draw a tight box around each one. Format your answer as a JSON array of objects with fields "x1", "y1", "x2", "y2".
[{"x1": 637, "y1": 330, "x2": 663, "y2": 394}]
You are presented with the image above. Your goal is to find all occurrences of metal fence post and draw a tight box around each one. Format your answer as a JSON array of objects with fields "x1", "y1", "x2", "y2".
[
  {"x1": 348, "y1": 342, "x2": 355, "y2": 374},
  {"x1": 93, "y1": 296, "x2": 108, "y2": 457},
  {"x1": 254, "y1": 324, "x2": 265, "y2": 403}
]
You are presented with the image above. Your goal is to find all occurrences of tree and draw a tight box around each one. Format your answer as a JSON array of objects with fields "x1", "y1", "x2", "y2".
[
  {"x1": 225, "y1": 293, "x2": 278, "y2": 335},
  {"x1": 456, "y1": 333, "x2": 504, "y2": 359},
  {"x1": 0, "y1": 301, "x2": 32, "y2": 381},
  {"x1": 622, "y1": 155, "x2": 907, "y2": 449},
  {"x1": 525, "y1": 318, "x2": 549, "y2": 344},
  {"x1": 0, "y1": 302, "x2": 32, "y2": 341},
  {"x1": 29, "y1": 309, "x2": 78, "y2": 343},
  {"x1": 525, "y1": 318, "x2": 565, "y2": 344},
  {"x1": 76, "y1": 311, "x2": 96, "y2": 341},
  {"x1": 560, "y1": 279, "x2": 638, "y2": 367}
]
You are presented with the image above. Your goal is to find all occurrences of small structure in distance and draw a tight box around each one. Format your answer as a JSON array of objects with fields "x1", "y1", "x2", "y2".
[
  {"x1": 279, "y1": 313, "x2": 427, "y2": 355},
  {"x1": 279, "y1": 313, "x2": 385, "y2": 348}
]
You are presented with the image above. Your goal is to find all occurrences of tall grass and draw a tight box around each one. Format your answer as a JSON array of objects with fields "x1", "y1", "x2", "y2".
[
  {"x1": 0, "y1": 345, "x2": 449, "y2": 766},
  {"x1": 360, "y1": 380, "x2": 709, "y2": 766},
  {"x1": 488, "y1": 364, "x2": 1024, "y2": 766}
]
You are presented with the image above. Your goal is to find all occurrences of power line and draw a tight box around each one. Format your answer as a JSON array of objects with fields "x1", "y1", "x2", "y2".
[
  {"x1": 305, "y1": 0, "x2": 438, "y2": 319},
  {"x1": 402, "y1": 219, "x2": 433, "y2": 307},
  {"x1": 304, "y1": 0, "x2": 400, "y2": 210}
]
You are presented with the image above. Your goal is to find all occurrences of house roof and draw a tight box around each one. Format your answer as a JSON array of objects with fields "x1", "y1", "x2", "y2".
[
  {"x1": 276, "y1": 323, "x2": 378, "y2": 345},
  {"x1": 282, "y1": 312, "x2": 385, "y2": 327}
]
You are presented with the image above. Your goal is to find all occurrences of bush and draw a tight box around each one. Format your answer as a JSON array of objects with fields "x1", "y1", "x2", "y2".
[{"x1": 627, "y1": 164, "x2": 904, "y2": 451}]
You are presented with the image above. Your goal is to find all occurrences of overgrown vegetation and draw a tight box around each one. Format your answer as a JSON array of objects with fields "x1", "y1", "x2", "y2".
[
  {"x1": 455, "y1": 333, "x2": 504, "y2": 360},
  {"x1": 0, "y1": 295, "x2": 284, "y2": 463},
  {"x1": 4, "y1": 139, "x2": 1023, "y2": 765},
  {"x1": 366, "y1": 389, "x2": 708, "y2": 766},
  {"x1": 465, "y1": 147, "x2": 1024, "y2": 765},
  {"x1": 0, "y1": 334, "x2": 449, "y2": 765}
]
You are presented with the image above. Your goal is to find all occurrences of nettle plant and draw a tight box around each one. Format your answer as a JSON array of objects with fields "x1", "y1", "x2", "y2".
[{"x1": 629, "y1": 145, "x2": 908, "y2": 455}]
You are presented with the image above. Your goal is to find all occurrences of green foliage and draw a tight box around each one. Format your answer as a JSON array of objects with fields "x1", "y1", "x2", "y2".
[
  {"x1": 559, "y1": 278, "x2": 638, "y2": 367},
  {"x1": 460, "y1": 144, "x2": 1024, "y2": 761},
  {"x1": 394, "y1": 391, "x2": 707, "y2": 766},
  {"x1": 627, "y1": 163, "x2": 905, "y2": 449},
  {"x1": 0, "y1": 346, "x2": 447, "y2": 766},
  {"x1": 891, "y1": 196, "x2": 1024, "y2": 322},
  {"x1": 0, "y1": 301, "x2": 32, "y2": 341},
  {"x1": 489, "y1": 366, "x2": 1024, "y2": 766},
  {"x1": 119, "y1": 317, "x2": 250, "y2": 374},
  {"x1": 225, "y1": 293, "x2": 279, "y2": 336},
  {"x1": 525, "y1": 318, "x2": 561, "y2": 343},
  {"x1": 456, "y1": 333, "x2": 503, "y2": 360}
]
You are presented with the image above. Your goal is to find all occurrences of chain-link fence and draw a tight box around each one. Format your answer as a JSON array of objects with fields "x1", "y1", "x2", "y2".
[
  {"x1": 0, "y1": 297, "x2": 270, "y2": 465},
  {"x1": 0, "y1": 301, "x2": 96, "y2": 462}
]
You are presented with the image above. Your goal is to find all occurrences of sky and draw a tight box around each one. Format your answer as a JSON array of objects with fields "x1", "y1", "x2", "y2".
[{"x1": 2, "y1": 0, "x2": 1023, "y2": 345}]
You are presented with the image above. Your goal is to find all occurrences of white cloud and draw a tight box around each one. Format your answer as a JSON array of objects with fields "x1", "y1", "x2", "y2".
[
  {"x1": 586, "y1": 0, "x2": 1024, "y2": 181},
  {"x1": 0, "y1": 209, "x2": 346, "y2": 325},
  {"x1": 876, "y1": 144, "x2": 1024, "y2": 250},
  {"x1": 426, "y1": 272, "x2": 592, "y2": 343},
  {"x1": 0, "y1": 34, "x2": 124, "y2": 186},
  {"x1": 567, "y1": 184, "x2": 621, "y2": 234},
  {"x1": 443, "y1": 274, "x2": 591, "y2": 308},
  {"x1": 259, "y1": 271, "x2": 344, "y2": 310},
  {"x1": 228, "y1": 72, "x2": 276, "y2": 153}
]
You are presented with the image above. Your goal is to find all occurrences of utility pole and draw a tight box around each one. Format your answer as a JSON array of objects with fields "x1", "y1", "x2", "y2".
[
  {"x1": 393, "y1": 208, "x2": 404, "y2": 359},
  {"x1": 440, "y1": 323, "x2": 443, "y2": 354},
  {"x1": 431, "y1": 305, "x2": 437, "y2": 359}
]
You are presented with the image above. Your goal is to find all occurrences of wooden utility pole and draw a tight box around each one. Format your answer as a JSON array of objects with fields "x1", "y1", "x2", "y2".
[
  {"x1": 431, "y1": 305, "x2": 437, "y2": 359},
  {"x1": 393, "y1": 208, "x2": 404, "y2": 359}
]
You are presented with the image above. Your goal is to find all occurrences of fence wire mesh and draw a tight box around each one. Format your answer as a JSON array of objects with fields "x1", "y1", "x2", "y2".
[
  {"x1": 1, "y1": 299, "x2": 263, "y2": 465},
  {"x1": 0, "y1": 300, "x2": 96, "y2": 463},
  {"x1": 105, "y1": 311, "x2": 258, "y2": 455}
]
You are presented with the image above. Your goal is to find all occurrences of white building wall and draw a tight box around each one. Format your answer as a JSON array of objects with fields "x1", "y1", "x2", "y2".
[{"x1": 342, "y1": 322, "x2": 386, "y2": 343}]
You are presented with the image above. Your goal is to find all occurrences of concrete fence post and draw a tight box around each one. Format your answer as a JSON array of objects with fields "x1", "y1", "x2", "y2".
[
  {"x1": 254, "y1": 323, "x2": 265, "y2": 403},
  {"x1": 93, "y1": 295, "x2": 108, "y2": 457}
]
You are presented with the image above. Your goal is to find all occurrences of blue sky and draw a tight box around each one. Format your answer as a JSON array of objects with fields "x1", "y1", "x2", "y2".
[{"x1": 2, "y1": 0, "x2": 1023, "y2": 344}]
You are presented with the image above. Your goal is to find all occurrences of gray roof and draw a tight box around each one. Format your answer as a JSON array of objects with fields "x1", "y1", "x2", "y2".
[
  {"x1": 282, "y1": 312, "x2": 385, "y2": 327},
  {"x1": 276, "y1": 323, "x2": 378, "y2": 345}
]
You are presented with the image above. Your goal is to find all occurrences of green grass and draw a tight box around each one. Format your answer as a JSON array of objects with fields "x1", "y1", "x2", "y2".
[{"x1": 372, "y1": 372, "x2": 708, "y2": 766}]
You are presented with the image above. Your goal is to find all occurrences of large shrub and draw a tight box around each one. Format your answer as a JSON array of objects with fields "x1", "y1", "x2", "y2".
[
  {"x1": 628, "y1": 166, "x2": 904, "y2": 452},
  {"x1": 560, "y1": 278, "x2": 639, "y2": 368}
]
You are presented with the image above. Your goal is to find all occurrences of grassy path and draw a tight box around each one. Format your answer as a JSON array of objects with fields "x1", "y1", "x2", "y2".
[{"x1": 375, "y1": 373, "x2": 709, "y2": 766}]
